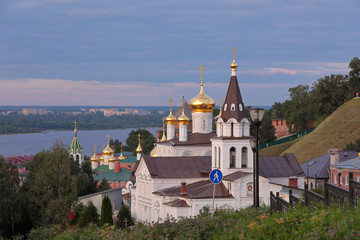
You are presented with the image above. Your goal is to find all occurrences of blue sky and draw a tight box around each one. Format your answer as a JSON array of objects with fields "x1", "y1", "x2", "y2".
[{"x1": 0, "y1": 0, "x2": 359, "y2": 106}]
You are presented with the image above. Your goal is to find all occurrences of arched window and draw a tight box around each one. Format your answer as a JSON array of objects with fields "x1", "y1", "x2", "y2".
[
  {"x1": 231, "y1": 103, "x2": 235, "y2": 111},
  {"x1": 231, "y1": 123, "x2": 234, "y2": 137},
  {"x1": 224, "y1": 104, "x2": 228, "y2": 111},
  {"x1": 241, "y1": 147, "x2": 248, "y2": 168},
  {"x1": 76, "y1": 155, "x2": 79, "y2": 161},
  {"x1": 239, "y1": 104, "x2": 243, "y2": 111},
  {"x1": 230, "y1": 147, "x2": 236, "y2": 168}
]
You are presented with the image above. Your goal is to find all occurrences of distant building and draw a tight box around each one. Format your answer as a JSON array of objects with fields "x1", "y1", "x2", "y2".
[
  {"x1": 329, "y1": 154, "x2": 360, "y2": 190},
  {"x1": 69, "y1": 121, "x2": 84, "y2": 166},
  {"x1": 271, "y1": 118, "x2": 290, "y2": 138}
]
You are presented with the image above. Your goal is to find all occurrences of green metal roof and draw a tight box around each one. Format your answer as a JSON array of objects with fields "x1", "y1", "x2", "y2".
[
  {"x1": 94, "y1": 168, "x2": 132, "y2": 182},
  {"x1": 120, "y1": 156, "x2": 137, "y2": 164},
  {"x1": 69, "y1": 136, "x2": 82, "y2": 154}
]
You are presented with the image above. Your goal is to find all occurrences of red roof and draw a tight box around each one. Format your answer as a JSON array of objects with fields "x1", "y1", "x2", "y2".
[{"x1": 5, "y1": 155, "x2": 33, "y2": 166}]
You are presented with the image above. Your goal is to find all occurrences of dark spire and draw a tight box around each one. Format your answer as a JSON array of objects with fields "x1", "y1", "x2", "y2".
[{"x1": 221, "y1": 75, "x2": 246, "y2": 122}]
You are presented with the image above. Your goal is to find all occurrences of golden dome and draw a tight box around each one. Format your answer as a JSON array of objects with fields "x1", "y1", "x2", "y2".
[
  {"x1": 150, "y1": 145, "x2": 158, "y2": 157},
  {"x1": 178, "y1": 97, "x2": 190, "y2": 124},
  {"x1": 90, "y1": 154, "x2": 98, "y2": 162},
  {"x1": 189, "y1": 85, "x2": 215, "y2": 112},
  {"x1": 136, "y1": 134, "x2": 142, "y2": 153},
  {"x1": 118, "y1": 153, "x2": 125, "y2": 160},
  {"x1": 165, "y1": 111, "x2": 176, "y2": 124},
  {"x1": 230, "y1": 57, "x2": 238, "y2": 71},
  {"x1": 109, "y1": 154, "x2": 116, "y2": 162},
  {"x1": 160, "y1": 130, "x2": 166, "y2": 141},
  {"x1": 100, "y1": 155, "x2": 104, "y2": 162},
  {"x1": 103, "y1": 145, "x2": 113, "y2": 155}
]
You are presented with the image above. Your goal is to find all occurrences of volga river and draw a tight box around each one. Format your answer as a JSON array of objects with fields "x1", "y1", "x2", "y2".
[{"x1": 0, "y1": 128, "x2": 160, "y2": 158}]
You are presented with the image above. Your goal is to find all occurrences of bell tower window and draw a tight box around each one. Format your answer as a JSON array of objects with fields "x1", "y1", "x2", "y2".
[
  {"x1": 239, "y1": 104, "x2": 243, "y2": 111},
  {"x1": 230, "y1": 147, "x2": 236, "y2": 168},
  {"x1": 241, "y1": 147, "x2": 248, "y2": 168},
  {"x1": 224, "y1": 104, "x2": 227, "y2": 111},
  {"x1": 231, "y1": 103, "x2": 235, "y2": 111}
]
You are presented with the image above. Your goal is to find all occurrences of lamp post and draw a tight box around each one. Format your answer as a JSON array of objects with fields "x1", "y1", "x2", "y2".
[
  {"x1": 250, "y1": 139, "x2": 256, "y2": 207},
  {"x1": 337, "y1": 168, "x2": 342, "y2": 188},
  {"x1": 250, "y1": 108, "x2": 265, "y2": 208}
]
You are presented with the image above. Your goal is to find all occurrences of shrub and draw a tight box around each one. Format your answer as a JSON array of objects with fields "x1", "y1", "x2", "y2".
[
  {"x1": 77, "y1": 202, "x2": 99, "y2": 228},
  {"x1": 100, "y1": 196, "x2": 113, "y2": 226},
  {"x1": 27, "y1": 227, "x2": 55, "y2": 240},
  {"x1": 115, "y1": 204, "x2": 133, "y2": 229}
]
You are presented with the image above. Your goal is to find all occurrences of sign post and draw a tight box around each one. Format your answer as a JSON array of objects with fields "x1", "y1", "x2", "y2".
[{"x1": 209, "y1": 169, "x2": 223, "y2": 218}]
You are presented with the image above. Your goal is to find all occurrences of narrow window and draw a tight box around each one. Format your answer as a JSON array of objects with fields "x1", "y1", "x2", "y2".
[
  {"x1": 231, "y1": 123, "x2": 234, "y2": 137},
  {"x1": 224, "y1": 104, "x2": 227, "y2": 111},
  {"x1": 230, "y1": 147, "x2": 236, "y2": 168},
  {"x1": 231, "y1": 103, "x2": 235, "y2": 111},
  {"x1": 239, "y1": 104, "x2": 243, "y2": 111},
  {"x1": 202, "y1": 119, "x2": 206, "y2": 131},
  {"x1": 334, "y1": 174, "x2": 337, "y2": 184},
  {"x1": 345, "y1": 176, "x2": 349, "y2": 185},
  {"x1": 241, "y1": 147, "x2": 248, "y2": 168}
]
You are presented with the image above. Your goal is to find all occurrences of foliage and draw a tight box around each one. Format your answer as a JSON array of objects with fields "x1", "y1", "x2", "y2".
[
  {"x1": 0, "y1": 156, "x2": 22, "y2": 237},
  {"x1": 109, "y1": 139, "x2": 123, "y2": 154},
  {"x1": 115, "y1": 204, "x2": 133, "y2": 229},
  {"x1": 125, "y1": 129, "x2": 156, "y2": 155},
  {"x1": 348, "y1": 57, "x2": 360, "y2": 97},
  {"x1": 344, "y1": 138, "x2": 360, "y2": 152},
  {"x1": 77, "y1": 202, "x2": 99, "y2": 228},
  {"x1": 54, "y1": 205, "x2": 360, "y2": 239},
  {"x1": 98, "y1": 178, "x2": 110, "y2": 192},
  {"x1": 27, "y1": 226, "x2": 56, "y2": 240},
  {"x1": 100, "y1": 196, "x2": 113, "y2": 226}
]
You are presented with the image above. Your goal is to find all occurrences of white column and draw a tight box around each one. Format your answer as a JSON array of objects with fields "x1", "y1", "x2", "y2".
[
  {"x1": 223, "y1": 123, "x2": 231, "y2": 137},
  {"x1": 216, "y1": 122, "x2": 222, "y2": 137},
  {"x1": 167, "y1": 123, "x2": 175, "y2": 140},
  {"x1": 179, "y1": 124, "x2": 188, "y2": 142}
]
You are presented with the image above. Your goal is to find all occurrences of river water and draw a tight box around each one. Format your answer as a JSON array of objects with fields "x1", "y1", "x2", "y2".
[{"x1": 0, "y1": 128, "x2": 160, "y2": 158}]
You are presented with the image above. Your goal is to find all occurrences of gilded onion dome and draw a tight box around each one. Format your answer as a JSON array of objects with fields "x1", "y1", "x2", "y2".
[
  {"x1": 178, "y1": 96, "x2": 190, "y2": 124},
  {"x1": 103, "y1": 145, "x2": 113, "y2": 155},
  {"x1": 136, "y1": 134, "x2": 142, "y2": 153},
  {"x1": 150, "y1": 145, "x2": 158, "y2": 157},
  {"x1": 230, "y1": 46, "x2": 238, "y2": 71},
  {"x1": 100, "y1": 155, "x2": 104, "y2": 162},
  {"x1": 189, "y1": 66, "x2": 215, "y2": 112},
  {"x1": 90, "y1": 145, "x2": 98, "y2": 162},
  {"x1": 160, "y1": 117, "x2": 167, "y2": 142},
  {"x1": 109, "y1": 153, "x2": 116, "y2": 162},
  {"x1": 165, "y1": 98, "x2": 176, "y2": 124},
  {"x1": 118, "y1": 144, "x2": 125, "y2": 160}
]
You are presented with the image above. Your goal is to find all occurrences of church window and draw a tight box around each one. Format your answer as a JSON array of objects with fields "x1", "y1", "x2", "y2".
[
  {"x1": 239, "y1": 104, "x2": 243, "y2": 111},
  {"x1": 224, "y1": 104, "x2": 227, "y2": 111},
  {"x1": 231, "y1": 103, "x2": 235, "y2": 111},
  {"x1": 202, "y1": 119, "x2": 206, "y2": 131},
  {"x1": 229, "y1": 147, "x2": 236, "y2": 168},
  {"x1": 231, "y1": 123, "x2": 234, "y2": 137},
  {"x1": 241, "y1": 147, "x2": 248, "y2": 168},
  {"x1": 76, "y1": 155, "x2": 79, "y2": 161}
]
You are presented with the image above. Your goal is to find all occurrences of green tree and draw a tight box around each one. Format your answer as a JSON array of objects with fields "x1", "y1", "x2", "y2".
[
  {"x1": 125, "y1": 129, "x2": 156, "y2": 155},
  {"x1": 100, "y1": 196, "x2": 113, "y2": 226},
  {"x1": 348, "y1": 57, "x2": 360, "y2": 97},
  {"x1": 344, "y1": 139, "x2": 360, "y2": 152},
  {"x1": 77, "y1": 202, "x2": 99, "y2": 228},
  {"x1": 115, "y1": 204, "x2": 133, "y2": 229},
  {"x1": 0, "y1": 156, "x2": 22, "y2": 237},
  {"x1": 99, "y1": 178, "x2": 110, "y2": 192}
]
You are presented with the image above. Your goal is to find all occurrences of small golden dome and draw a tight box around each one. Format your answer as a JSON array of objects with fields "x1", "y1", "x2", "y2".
[
  {"x1": 136, "y1": 133, "x2": 142, "y2": 153},
  {"x1": 178, "y1": 109, "x2": 189, "y2": 124},
  {"x1": 90, "y1": 154, "x2": 98, "y2": 162},
  {"x1": 150, "y1": 145, "x2": 158, "y2": 157},
  {"x1": 118, "y1": 153, "x2": 125, "y2": 161},
  {"x1": 230, "y1": 57, "x2": 238, "y2": 71},
  {"x1": 165, "y1": 111, "x2": 176, "y2": 124},
  {"x1": 160, "y1": 130, "x2": 166, "y2": 142},
  {"x1": 189, "y1": 86, "x2": 215, "y2": 112},
  {"x1": 100, "y1": 155, "x2": 104, "y2": 161},
  {"x1": 109, "y1": 154, "x2": 116, "y2": 162},
  {"x1": 103, "y1": 145, "x2": 113, "y2": 155}
]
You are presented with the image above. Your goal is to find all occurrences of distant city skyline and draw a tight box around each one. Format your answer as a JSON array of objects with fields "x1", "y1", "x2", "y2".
[{"x1": 0, "y1": 0, "x2": 359, "y2": 106}]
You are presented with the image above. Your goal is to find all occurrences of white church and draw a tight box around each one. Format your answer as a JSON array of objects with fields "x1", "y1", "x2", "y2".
[{"x1": 130, "y1": 51, "x2": 305, "y2": 223}]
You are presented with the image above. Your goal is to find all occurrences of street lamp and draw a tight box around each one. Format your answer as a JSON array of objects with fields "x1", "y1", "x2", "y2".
[
  {"x1": 337, "y1": 168, "x2": 342, "y2": 188},
  {"x1": 250, "y1": 139, "x2": 256, "y2": 207},
  {"x1": 249, "y1": 108, "x2": 264, "y2": 208}
]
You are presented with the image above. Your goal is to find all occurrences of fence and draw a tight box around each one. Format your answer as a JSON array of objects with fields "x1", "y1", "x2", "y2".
[
  {"x1": 259, "y1": 127, "x2": 315, "y2": 149},
  {"x1": 270, "y1": 172, "x2": 360, "y2": 213}
]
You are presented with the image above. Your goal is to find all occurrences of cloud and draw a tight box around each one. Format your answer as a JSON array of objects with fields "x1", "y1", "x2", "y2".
[
  {"x1": 13, "y1": 0, "x2": 76, "y2": 8},
  {"x1": 68, "y1": 8, "x2": 119, "y2": 17}
]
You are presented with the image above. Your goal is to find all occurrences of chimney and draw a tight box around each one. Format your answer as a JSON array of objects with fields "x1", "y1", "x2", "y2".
[
  {"x1": 181, "y1": 182, "x2": 187, "y2": 195},
  {"x1": 329, "y1": 149, "x2": 339, "y2": 165},
  {"x1": 114, "y1": 161, "x2": 121, "y2": 173}
]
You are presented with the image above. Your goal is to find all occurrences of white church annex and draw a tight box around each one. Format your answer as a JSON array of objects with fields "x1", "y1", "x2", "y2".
[{"x1": 130, "y1": 50, "x2": 305, "y2": 223}]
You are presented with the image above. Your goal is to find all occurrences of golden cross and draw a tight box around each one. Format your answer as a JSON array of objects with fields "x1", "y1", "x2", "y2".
[
  {"x1": 219, "y1": 98, "x2": 223, "y2": 109},
  {"x1": 93, "y1": 144, "x2": 96, "y2": 154},
  {"x1": 138, "y1": 133, "x2": 141, "y2": 143},
  {"x1": 232, "y1": 46, "x2": 236, "y2": 58},
  {"x1": 74, "y1": 121, "x2": 77, "y2": 129},
  {"x1": 168, "y1": 98, "x2": 174, "y2": 110},
  {"x1": 162, "y1": 117, "x2": 166, "y2": 129},
  {"x1": 120, "y1": 144, "x2": 123, "y2": 153},
  {"x1": 196, "y1": 65, "x2": 206, "y2": 86},
  {"x1": 182, "y1": 96, "x2": 185, "y2": 110},
  {"x1": 106, "y1": 134, "x2": 110, "y2": 144}
]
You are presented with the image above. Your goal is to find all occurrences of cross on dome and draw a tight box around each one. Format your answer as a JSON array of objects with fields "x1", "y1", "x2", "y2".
[{"x1": 196, "y1": 66, "x2": 207, "y2": 86}]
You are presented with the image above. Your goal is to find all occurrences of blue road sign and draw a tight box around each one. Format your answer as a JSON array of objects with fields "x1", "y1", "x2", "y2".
[{"x1": 210, "y1": 169, "x2": 223, "y2": 184}]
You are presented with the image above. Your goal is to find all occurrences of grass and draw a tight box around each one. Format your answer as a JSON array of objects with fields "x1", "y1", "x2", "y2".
[
  {"x1": 43, "y1": 204, "x2": 360, "y2": 240},
  {"x1": 282, "y1": 98, "x2": 360, "y2": 163},
  {"x1": 260, "y1": 138, "x2": 300, "y2": 156}
]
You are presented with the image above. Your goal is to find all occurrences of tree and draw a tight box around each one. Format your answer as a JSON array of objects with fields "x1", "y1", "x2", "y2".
[
  {"x1": 100, "y1": 196, "x2": 113, "y2": 226},
  {"x1": 0, "y1": 156, "x2": 22, "y2": 237},
  {"x1": 125, "y1": 129, "x2": 156, "y2": 155},
  {"x1": 77, "y1": 202, "x2": 99, "y2": 228},
  {"x1": 344, "y1": 139, "x2": 360, "y2": 152},
  {"x1": 99, "y1": 178, "x2": 110, "y2": 192},
  {"x1": 115, "y1": 204, "x2": 133, "y2": 229},
  {"x1": 348, "y1": 57, "x2": 360, "y2": 97}
]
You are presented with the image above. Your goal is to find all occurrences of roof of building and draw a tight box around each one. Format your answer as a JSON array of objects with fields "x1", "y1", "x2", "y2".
[
  {"x1": 94, "y1": 167, "x2": 132, "y2": 182},
  {"x1": 221, "y1": 75, "x2": 246, "y2": 122},
  {"x1": 161, "y1": 132, "x2": 216, "y2": 146},
  {"x1": 5, "y1": 155, "x2": 33, "y2": 166},
  {"x1": 330, "y1": 157, "x2": 360, "y2": 169},
  {"x1": 119, "y1": 156, "x2": 137, "y2": 164},
  {"x1": 300, "y1": 151, "x2": 358, "y2": 178},
  {"x1": 142, "y1": 155, "x2": 211, "y2": 179},
  {"x1": 223, "y1": 171, "x2": 251, "y2": 181},
  {"x1": 114, "y1": 151, "x2": 132, "y2": 157},
  {"x1": 78, "y1": 187, "x2": 122, "y2": 199},
  {"x1": 70, "y1": 135, "x2": 82, "y2": 154},
  {"x1": 173, "y1": 101, "x2": 192, "y2": 119},
  {"x1": 163, "y1": 199, "x2": 190, "y2": 207},
  {"x1": 154, "y1": 180, "x2": 233, "y2": 199},
  {"x1": 259, "y1": 153, "x2": 305, "y2": 178}
]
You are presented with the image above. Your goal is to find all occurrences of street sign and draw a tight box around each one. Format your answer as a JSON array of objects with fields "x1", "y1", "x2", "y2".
[{"x1": 210, "y1": 169, "x2": 223, "y2": 184}]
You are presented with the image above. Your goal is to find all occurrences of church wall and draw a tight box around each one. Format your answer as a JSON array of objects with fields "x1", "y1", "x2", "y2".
[
  {"x1": 175, "y1": 146, "x2": 211, "y2": 157},
  {"x1": 192, "y1": 112, "x2": 212, "y2": 133},
  {"x1": 268, "y1": 177, "x2": 305, "y2": 190}
]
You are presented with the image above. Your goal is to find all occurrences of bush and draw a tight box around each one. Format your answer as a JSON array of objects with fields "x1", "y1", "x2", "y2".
[
  {"x1": 100, "y1": 196, "x2": 113, "y2": 226},
  {"x1": 77, "y1": 202, "x2": 99, "y2": 228},
  {"x1": 115, "y1": 204, "x2": 133, "y2": 229},
  {"x1": 27, "y1": 227, "x2": 55, "y2": 240}
]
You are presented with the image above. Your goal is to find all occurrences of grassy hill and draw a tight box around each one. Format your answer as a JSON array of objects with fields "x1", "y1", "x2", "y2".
[
  {"x1": 260, "y1": 138, "x2": 300, "y2": 156},
  {"x1": 281, "y1": 98, "x2": 360, "y2": 163}
]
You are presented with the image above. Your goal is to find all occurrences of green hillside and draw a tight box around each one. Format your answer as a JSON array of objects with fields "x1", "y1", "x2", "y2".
[{"x1": 282, "y1": 98, "x2": 360, "y2": 163}]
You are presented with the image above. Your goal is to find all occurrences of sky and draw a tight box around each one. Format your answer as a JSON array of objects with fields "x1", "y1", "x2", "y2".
[{"x1": 0, "y1": 0, "x2": 359, "y2": 106}]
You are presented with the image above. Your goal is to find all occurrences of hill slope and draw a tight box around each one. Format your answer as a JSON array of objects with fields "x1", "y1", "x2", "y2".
[{"x1": 283, "y1": 98, "x2": 360, "y2": 163}]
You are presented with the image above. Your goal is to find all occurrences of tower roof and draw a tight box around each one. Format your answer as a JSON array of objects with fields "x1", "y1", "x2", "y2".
[
  {"x1": 70, "y1": 121, "x2": 82, "y2": 154},
  {"x1": 221, "y1": 53, "x2": 246, "y2": 122}
]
